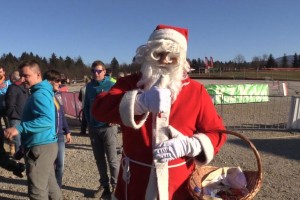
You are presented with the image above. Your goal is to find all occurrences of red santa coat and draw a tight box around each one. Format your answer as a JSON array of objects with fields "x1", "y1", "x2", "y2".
[{"x1": 92, "y1": 74, "x2": 226, "y2": 200}]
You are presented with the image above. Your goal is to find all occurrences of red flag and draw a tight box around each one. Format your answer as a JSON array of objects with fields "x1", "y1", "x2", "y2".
[
  {"x1": 210, "y1": 56, "x2": 214, "y2": 68},
  {"x1": 204, "y1": 57, "x2": 209, "y2": 68}
]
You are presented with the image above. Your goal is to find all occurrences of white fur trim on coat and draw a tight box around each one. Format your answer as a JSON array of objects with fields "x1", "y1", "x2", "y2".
[
  {"x1": 119, "y1": 90, "x2": 149, "y2": 129},
  {"x1": 193, "y1": 133, "x2": 214, "y2": 165},
  {"x1": 148, "y1": 29, "x2": 187, "y2": 51}
]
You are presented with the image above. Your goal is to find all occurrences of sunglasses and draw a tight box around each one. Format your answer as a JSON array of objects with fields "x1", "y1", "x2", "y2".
[
  {"x1": 54, "y1": 79, "x2": 61, "y2": 83},
  {"x1": 91, "y1": 69, "x2": 104, "y2": 74}
]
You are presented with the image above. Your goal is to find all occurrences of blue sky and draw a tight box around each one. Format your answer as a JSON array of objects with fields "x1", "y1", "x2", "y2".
[{"x1": 1, "y1": 0, "x2": 299, "y2": 66}]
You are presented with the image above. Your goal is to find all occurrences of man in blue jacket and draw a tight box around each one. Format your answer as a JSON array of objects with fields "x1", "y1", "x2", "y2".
[
  {"x1": 0, "y1": 65, "x2": 11, "y2": 131},
  {"x1": 84, "y1": 60, "x2": 119, "y2": 199},
  {"x1": 4, "y1": 60, "x2": 61, "y2": 200}
]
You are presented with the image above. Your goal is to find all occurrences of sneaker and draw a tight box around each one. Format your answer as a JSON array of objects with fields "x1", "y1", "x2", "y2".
[
  {"x1": 13, "y1": 163, "x2": 26, "y2": 178},
  {"x1": 93, "y1": 186, "x2": 111, "y2": 198},
  {"x1": 14, "y1": 148, "x2": 25, "y2": 160}
]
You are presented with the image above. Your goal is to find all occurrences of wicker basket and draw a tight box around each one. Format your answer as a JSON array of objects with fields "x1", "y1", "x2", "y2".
[{"x1": 188, "y1": 130, "x2": 263, "y2": 200}]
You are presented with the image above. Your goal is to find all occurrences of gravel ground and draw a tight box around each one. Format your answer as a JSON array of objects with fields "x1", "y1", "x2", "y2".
[
  {"x1": 0, "y1": 118, "x2": 123, "y2": 200},
  {"x1": 1, "y1": 80, "x2": 300, "y2": 199},
  {"x1": 1, "y1": 122, "x2": 299, "y2": 200}
]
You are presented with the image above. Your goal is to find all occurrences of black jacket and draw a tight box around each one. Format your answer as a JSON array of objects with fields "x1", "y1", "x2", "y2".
[{"x1": 5, "y1": 82, "x2": 29, "y2": 120}]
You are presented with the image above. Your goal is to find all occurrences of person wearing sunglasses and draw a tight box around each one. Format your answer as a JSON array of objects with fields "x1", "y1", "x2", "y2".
[{"x1": 84, "y1": 60, "x2": 119, "y2": 199}]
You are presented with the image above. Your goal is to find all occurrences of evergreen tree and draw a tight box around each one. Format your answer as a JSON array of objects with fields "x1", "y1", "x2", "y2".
[
  {"x1": 0, "y1": 52, "x2": 92, "y2": 79},
  {"x1": 266, "y1": 54, "x2": 277, "y2": 68},
  {"x1": 2, "y1": 53, "x2": 18, "y2": 73},
  {"x1": 39, "y1": 57, "x2": 48, "y2": 72},
  {"x1": 65, "y1": 56, "x2": 74, "y2": 69},
  {"x1": 58, "y1": 56, "x2": 65, "y2": 70},
  {"x1": 190, "y1": 59, "x2": 198, "y2": 71},
  {"x1": 72, "y1": 57, "x2": 85, "y2": 79},
  {"x1": 74, "y1": 57, "x2": 84, "y2": 66},
  {"x1": 20, "y1": 52, "x2": 33, "y2": 61},
  {"x1": 110, "y1": 57, "x2": 119, "y2": 77},
  {"x1": 281, "y1": 54, "x2": 288, "y2": 68},
  {"x1": 292, "y1": 53, "x2": 298, "y2": 68},
  {"x1": 197, "y1": 58, "x2": 202, "y2": 70},
  {"x1": 49, "y1": 53, "x2": 59, "y2": 68}
]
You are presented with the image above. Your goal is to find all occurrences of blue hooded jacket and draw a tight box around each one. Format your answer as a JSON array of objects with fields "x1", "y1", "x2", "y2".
[
  {"x1": 84, "y1": 76, "x2": 115, "y2": 127},
  {"x1": 15, "y1": 80, "x2": 57, "y2": 148},
  {"x1": 0, "y1": 79, "x2": 11, "y2": 109}
]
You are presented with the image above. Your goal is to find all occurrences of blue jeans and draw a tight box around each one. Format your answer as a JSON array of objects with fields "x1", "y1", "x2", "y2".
[
  {"x1": 9, "y1": 119, "x2": 21, "y2": 152},
  {"x1": 88, "y1": 125, "x2": 119, "y2": 187},
  {"x1": 55, "y1": 133, "x2": 65, "y2": 188}
]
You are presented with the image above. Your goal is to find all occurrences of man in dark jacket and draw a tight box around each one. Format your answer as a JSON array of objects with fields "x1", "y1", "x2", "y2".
[
  {"x1": 5, "y1": 70, "x2": 29, "y2": 153},
  {"x1": 0, "y1": 132, "x2": 25, "y2": 177}
]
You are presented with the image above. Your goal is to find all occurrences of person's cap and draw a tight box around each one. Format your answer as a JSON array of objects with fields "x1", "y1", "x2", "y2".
[{"x1": 148, "y1": 24, "x2": 188, "y2": 51}]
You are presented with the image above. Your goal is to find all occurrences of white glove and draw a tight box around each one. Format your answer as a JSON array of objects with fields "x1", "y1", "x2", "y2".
[
  {"x1": 153, "y1": 126, "x2": 202, "y2": 163},
  {"x1": 135, "y1": 86, "x2": 171, "y2": 114}
]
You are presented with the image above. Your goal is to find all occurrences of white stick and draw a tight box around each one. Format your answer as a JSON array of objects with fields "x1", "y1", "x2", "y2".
[{"x1": 146, "y1": 75, "x2": 170, "y2": 200}]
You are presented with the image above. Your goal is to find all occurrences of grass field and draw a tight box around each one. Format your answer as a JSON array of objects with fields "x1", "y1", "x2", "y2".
[{"x1": 190, "y1": 69, "x2": 300, "y2": 81}]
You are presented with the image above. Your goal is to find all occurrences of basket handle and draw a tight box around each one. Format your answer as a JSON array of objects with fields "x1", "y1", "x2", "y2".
[{"x1": 213, "y1": 130, "x2": 263, "y2": 193}]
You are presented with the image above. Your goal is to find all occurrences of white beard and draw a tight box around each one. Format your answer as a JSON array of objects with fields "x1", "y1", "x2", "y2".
[
  {"x1": 137, "y1": 61, "x2": 185, "y2": 102},
  {"x1": 135, "y1": 39, "x2": 190, "y2": 102}
]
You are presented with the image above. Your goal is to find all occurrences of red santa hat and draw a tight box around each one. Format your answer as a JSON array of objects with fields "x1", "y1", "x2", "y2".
[{"x1": 148, "y1": 24, "x2": 189, "y2": 51}]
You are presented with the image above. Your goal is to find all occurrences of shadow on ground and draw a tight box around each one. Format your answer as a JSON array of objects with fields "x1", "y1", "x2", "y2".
[
  {"x1": 0, "y1": 176, "x2": 27, "y2": 199},
  {"x1": 228, "y1": 137, "x2": 300, "y2": 161},
  {"x1": 62, "y1": 185, "x2": 95, "y2": 198}
]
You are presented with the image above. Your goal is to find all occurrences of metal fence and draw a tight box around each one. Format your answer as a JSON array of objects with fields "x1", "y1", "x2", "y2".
[
  {"x1": 61, "y1": 92, "x2": 300, "y2": 132},
  {"x1": 213, "y1": 95, "x2": 292, "y2": 131},
  {"x1": 61, "y1": 92, "x2": 82, "y2": 119}
]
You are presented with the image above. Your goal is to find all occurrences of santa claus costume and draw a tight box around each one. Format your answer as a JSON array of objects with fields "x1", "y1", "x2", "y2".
[{"x1": 92, "y1": 25, "x2": 226, "y2": 200}]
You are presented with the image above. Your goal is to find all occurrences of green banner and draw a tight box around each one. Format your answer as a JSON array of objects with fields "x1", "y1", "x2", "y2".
[{"x1": 205, "y1": 84, "x2": 269, "y2": 104}]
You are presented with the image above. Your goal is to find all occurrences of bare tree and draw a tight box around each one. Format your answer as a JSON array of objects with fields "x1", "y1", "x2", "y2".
[
  {"x1": 251, "y1": 56, "x2": 261, "y2": 70},
  {"x1": 233, "y1": 54, "x2": 245, "y2": 64}
]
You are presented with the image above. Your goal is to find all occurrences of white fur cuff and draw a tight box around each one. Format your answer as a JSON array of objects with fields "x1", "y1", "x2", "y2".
[
  {"x1": 193, "y1": 133, "x2": 214, "y2": 165},
  {"x1": 119, "y1": 90, "x2": 149, "y2": 129}
]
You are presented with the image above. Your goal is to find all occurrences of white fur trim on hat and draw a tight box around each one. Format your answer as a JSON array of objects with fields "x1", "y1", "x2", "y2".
[
  {"x1": 119, "y1": 90, "x2": 149, "y2": 129},
  {"x1": 148, "y1": 29, "x2": 187, "y2": 51},
  {"x1": 193, "y1": 133, "x2": 214, "y2": 165}
]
